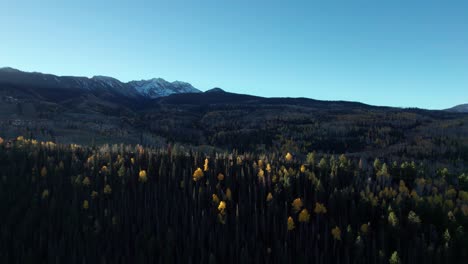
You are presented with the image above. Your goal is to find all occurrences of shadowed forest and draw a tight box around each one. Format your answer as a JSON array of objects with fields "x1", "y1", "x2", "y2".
[{"x1": 0, "y1": 137, "x2": 467, "y2": 263}]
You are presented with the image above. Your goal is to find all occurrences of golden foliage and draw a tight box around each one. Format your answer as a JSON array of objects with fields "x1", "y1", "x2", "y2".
[
  {"x1": 104, "y1": 184, "x2": 112, "y2": 194},
  {"x1": 212, "y1": 194, "x2": 220, "y2": 204},
  {"x1": 217, "y1": 173, "x2": 224, "y2": 181},
  {"x1": 388, "y1": 211, "x2": 398, "y2": 227},
  {"x1": 258, "y1": 169, "x2": 264, "y2": 178},
  {"x1": 193, "y1": 168, "x2": 204, "y2": 181},
  {"x1": 331, "y1": 226, "x2": 341, "y2": 240},
  {"x1": 300, "y1": 165, "x2": 306, "y2": 173},
  {"x1": 287, "y1": 216, "x2": 295, "y2": 231},
  {"x1": 139, "y1": 170, "x2": 148, "y2": 182},
  {"x1": 91, "y1": 191, "x2": 98, "y2": 199},
  {"x1": 17, "y1": 136, "x2": 24, "y2": 141},
  {"x1": 82, "y1": 177, "x2": 91, "y2": 186},
  {"x1": 83, "y1": 200, "x2": 89, "y2": 209},
  {"x1": 266, "y1": 163, "x2": 272, "y2": 173},
  {"x1": 389, "y1": 251, "x2": 400, "y2": 264},
  {"x1": 204, "y1": 158, "x2": 209, "y2": 171},
  {"x1": 101, "y1": 166, "x2": 108, "y2": 173},
  {"x1": 40, "y1": 166, "x2": 47, "y2": 177},
  {"x1": 41, "y1": 189, "x2": 49, "y2": 199},
  {"x1": 298, "y1": 209, "x2": 310, "y2": 223},
  {"x1": 266, "y1": 192, "x2": 273, "y2": 202},
  {"x1": 314, "y1": 202, "x2": 327, "y2": 214},
  {"x1": 0, "y1": 137, "x2": 3, "y2": 145},
  {"x1": 218, "y1": 201, "x2": 226, "y2": 215},
  {"x1": 226, "y1": 188, "x2": 232, "y2": 201},
  {"x1": 285, "y1": 152, "x2": 293, "y2": 162},
  {"x1": 292, "y1": 198, "x2": 303, "y2": 213},
  {"x1": 131, "y1": 157, "x2": 135, "y2": 164}
]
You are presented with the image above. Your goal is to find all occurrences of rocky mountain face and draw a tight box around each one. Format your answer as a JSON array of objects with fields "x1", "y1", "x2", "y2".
[{"x1": 0, "y1": 67, "x2": 201, "y2": 99}]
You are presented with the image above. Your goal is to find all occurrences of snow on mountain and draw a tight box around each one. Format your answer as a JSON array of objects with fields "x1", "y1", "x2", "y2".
[
  {"x1": 128, "y1": 78, "x2": 201, "y2": 98},
  {"x1": 0, "y1": 67, "x2": 201, "y2": 99}
]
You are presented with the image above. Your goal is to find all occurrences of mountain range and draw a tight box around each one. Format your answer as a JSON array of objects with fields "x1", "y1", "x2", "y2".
[
  {"x1": 0, "y1": 67, "x2": 467, "y2": 163},
  {"x1": 0, "y1": 67, "x2": 201, "y2": 99}
]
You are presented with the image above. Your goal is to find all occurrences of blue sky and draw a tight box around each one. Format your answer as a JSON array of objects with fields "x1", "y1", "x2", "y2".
[{"x1": 1, "y1": 0, "x2": 467, "y2": 109}]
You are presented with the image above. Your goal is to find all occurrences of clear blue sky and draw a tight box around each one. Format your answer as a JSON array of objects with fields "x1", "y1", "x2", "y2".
[{"x1": 1, "y1": 0, "x2": 467, "y2": 109}]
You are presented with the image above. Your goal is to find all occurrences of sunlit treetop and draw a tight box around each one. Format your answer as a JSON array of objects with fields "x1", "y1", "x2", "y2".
[
  {"x1": 83, "y1": 200, "x2": 89, "y2": 210},
  {"x1": 300, "y1": 165, "x2": 306, "y2": 173},
  {"x1": 298, "y1": 209, "x2": 310, "y2": 223},
  {"x1": 331, "y1": 226, "x2": 341, "y2": 241},
  {"x1": 285, "y1": 152, "x2": 293, "y2": 162},
  {"x1": 292, "y1": 198, "x2": 303, "y2": 213},
  {"x1": 139, "y1": 170, "x2": 148, "y2": 182},
  {"x1": 287, "y1": 216, "x2": 295, "y2": 231},
  {"x1": 266, "y1": 192, "x2": 273, "y2": 202},
  {"x1": 204, "y1": 158, "x2": 209, "y2": 172},
  {"x1": 314, "y1": 202, "x2": 327, "y2": 214},
  {"x1": 193, "y1": 168, "x2": 204, "y2": 181},
  {"x1": 212, "y1": 194, "x2": 220, "y2": 204}
]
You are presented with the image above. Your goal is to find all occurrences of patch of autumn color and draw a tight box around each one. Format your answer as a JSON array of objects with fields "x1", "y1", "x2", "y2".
[
  {"x1": 103, "y1": 184, "x2": 112, "y2": 194},
  {"x1": 17, "y1": 136, "x2": 24, "y2": 141},
  {"x1": 258, "y1": 169, "x2": 264, "y2": 178},
  {"x1": 193, "y1": 168, "x2": 204, "y2": 181},
  {"x1": 139, "y1": 170, "x2": 148, "y2": 182},
  {"x1": 101, "y1": 166, "x2": 108, "y2": 173},
  {"x1": 41, "y1": 189, "x2": 49, "y2": 199},
  {"x1": 203, "y1": 158, "x2": 209, "y2": 171},
  {"x1": 131, "y1": 157, "x2": 135, "y2": 164},
  {"x1": 266, "y1": 192, "x2": 273, "y2": 202},
  {"x1": 212, "y1": 194, "x2": 220, "y2": 204},
  {"x1": 292, "y1": 198, "x2": 303, "y2": 213},
  {"x1": 331, "y1": 226, "x2": 341, "y2": 240},
  {"x1": 287, "y1": 216, "x2": 295, "y2": 231},
  {"x1": 258, "y1": 160, "x2": 264, "y2": 169},
  {"x1": 218, "y1": 201, "x2": 226, "y2": 215},
  {"x1": 360, "y1": 223, "x2": 369, "y2": 234},
  {"x1": 236, "y1": 156, "x2": 242, "y2": 165},
  {"x1": 388, "y1": 211, "x2": 398, "y2": 227},
  {"x1": 298, "y1": 209, "x2": 310, "y2": 223},
  {"x1": 0, "y1": 137, "x2": 3, "y2": 145},
  {"x1": 300, "y1": 165, "x2": 306, "y2": 173},
  {"x1": 83, "y1": 200, "x2": 89, "y2": 209},
  {"x1": 314, "y1": 202, "x2": 327, "y2": 214},
  {"x1": 82, "y1": 177, "x2": 91, "y2": 186},
  {"x1": 226, "y1": 188, "x2": 232, "y2": 201},
  {"x1": 217, "y1": 173, "x2": 224, "y2": 181},
  {"x1": 40, "y1": 167, "x2": 47, "y2": 177},
  {"x1": 285, "y1": 152, "x2": 293, "y2": 162},
  {"x1": 91, "y1": 191, "x2": 98, "y2": 199},
  {"x1": 266, "y1": 164, "x2": 271, "y2": 173}
]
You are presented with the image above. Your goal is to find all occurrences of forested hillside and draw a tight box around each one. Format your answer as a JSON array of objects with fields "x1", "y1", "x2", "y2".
[{"x1": 0, "y1": 138, "x2": 467, "y2": 263}]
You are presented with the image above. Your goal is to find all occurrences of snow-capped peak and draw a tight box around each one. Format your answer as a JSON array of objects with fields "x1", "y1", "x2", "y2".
[{"x1": 128, "y1": 78, "x2": 201, "y2": 98}]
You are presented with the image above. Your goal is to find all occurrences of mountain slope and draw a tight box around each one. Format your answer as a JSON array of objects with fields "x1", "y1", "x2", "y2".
[
  {"x1": 446, "y1": 103, "x2": 468, "y2": 113},
  {"x1": 0, "y1": 67, "x2": 201, "y2": 99}
]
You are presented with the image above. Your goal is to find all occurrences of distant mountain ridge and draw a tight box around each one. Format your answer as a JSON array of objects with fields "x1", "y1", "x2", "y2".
[
  {"x1": 445, "y1": 104, "x2": 468, "y2": 113},
  {"x1": 0, "y1": 67, "x2": 201, "y2": 99}
]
